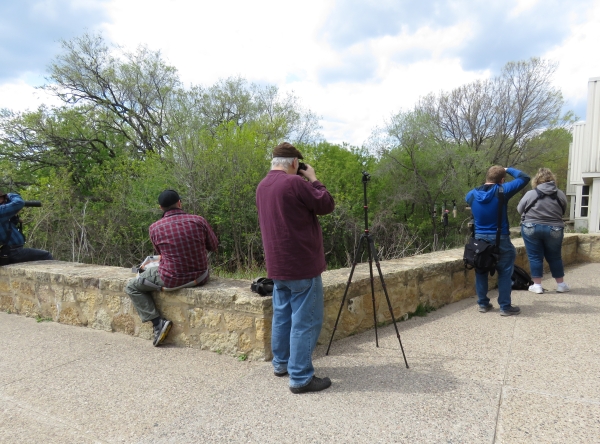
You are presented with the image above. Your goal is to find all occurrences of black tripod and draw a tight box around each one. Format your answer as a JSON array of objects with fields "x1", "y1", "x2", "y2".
[{"x1": 326, "y1": 172, "x2": 409, "y2": 368}]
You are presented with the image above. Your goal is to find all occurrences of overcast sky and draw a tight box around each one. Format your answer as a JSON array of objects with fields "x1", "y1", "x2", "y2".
[{"x1": 1, "y1": 0, "x2": 599, "y2": 146}]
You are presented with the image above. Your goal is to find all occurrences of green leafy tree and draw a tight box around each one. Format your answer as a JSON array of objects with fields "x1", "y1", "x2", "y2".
[{"x1": 45, "y1": 32, "x2": 180, "y2": 156}]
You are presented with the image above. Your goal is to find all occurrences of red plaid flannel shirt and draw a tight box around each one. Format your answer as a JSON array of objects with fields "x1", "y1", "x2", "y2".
[{"x1": 149, "y1": 209, "x2": 218, "y2": 288}]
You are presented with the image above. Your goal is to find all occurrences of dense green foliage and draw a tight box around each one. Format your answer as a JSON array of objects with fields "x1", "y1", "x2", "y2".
[{"x1": 0, "y1": 34, "x2": 573, "y2": 274}]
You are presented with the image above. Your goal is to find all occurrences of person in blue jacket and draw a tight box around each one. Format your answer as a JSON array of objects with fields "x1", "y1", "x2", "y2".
[
  {"x1": 0, "y1": 189, "x2": 53, "y2": 264},
  {"x1": 465, "y1": 166, "x2": 530, "y2": 316}
]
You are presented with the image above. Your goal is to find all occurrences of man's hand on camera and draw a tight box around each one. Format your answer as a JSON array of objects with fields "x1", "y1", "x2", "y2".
[{"x1": 299, "y1": 164, "x2": 318, "y2": 182}]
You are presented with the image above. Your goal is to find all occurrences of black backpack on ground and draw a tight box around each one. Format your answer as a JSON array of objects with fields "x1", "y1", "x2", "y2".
[
  {"x1": 511, "y1": 265, "x2": 533, "y2": 290},
  {"x1": 250, "y1": 277, "x2": 274, "y2": 296}
]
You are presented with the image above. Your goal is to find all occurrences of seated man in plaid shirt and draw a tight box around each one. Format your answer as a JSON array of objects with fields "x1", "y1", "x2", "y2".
[{"x1": 125, "y1": 190, "x2": 218, "y2": 346}]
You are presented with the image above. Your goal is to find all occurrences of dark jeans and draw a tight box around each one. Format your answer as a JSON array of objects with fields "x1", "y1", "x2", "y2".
[
  {"x1": 9, "y1": 247, "x2": 53, "y2": 264},
  {"x1": 474, "y1": 235, "x2": 516, "y2": 310}
]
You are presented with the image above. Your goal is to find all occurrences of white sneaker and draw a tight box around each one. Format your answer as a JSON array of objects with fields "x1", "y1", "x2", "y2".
[
  {"x1": 557, "y1": 282, "x2": 570, "y2": 293},
  {"x1": 528, "y1": 284, "x2": 543, "y2": 294}
]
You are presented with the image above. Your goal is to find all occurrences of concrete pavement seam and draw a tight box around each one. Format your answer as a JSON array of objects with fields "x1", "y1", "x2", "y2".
[
  {"x1": 491, "y1": 316, "x2": 519, "y2": 444},
  {"x1": 0, "y1": 358, "x2": 83, "y2": 388}
]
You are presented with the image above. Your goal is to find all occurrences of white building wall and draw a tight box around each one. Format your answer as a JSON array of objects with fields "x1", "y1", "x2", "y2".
[
  {"x1": 586, "y1": 78, "x2": 600, "y2": 172},
  {"x1": 570, "y1": 124, "x2": 586, "y2": 186},
  {"x1": 568, "y1": 77, "x2": 600, "y2": 233}
]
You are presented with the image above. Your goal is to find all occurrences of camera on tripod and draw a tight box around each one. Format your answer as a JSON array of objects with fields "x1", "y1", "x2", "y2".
[{"x1": 326, "y1": 170, "x2": 409, "y2": 368}]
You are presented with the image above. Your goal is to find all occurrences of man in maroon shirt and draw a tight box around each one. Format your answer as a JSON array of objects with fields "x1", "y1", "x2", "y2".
[
  {"x1": 256, "y1": 142, "x2": 335, "y2": 393},
  {"x1": 125, "y1": 190, "x2": 218, "y2": 346}
]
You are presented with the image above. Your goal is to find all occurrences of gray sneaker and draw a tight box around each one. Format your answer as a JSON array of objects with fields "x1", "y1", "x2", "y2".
[
  {"x1": 478, "y1": 304, "x2": 493, "y2": 313},
  {"x1": 500, "y1": 306, "x2": 521, "y2": 316},
  {"x1": 153, "y1": 318, "x2": 172, "y2": 346}
]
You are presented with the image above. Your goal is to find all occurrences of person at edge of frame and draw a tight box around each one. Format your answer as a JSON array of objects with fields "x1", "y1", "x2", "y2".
[
  {"x1": 517, "y1": 167, "x2": 570, "y2": 294},
  {"x1": 465, "y1": 165, "x2": 530, "y2": 316},
  {"x1": 0, "y1": 188, "x2": 53, "y2": 264},
  {"x1": 125, "y1": 189, "x2": 218, "y2": 347},
  {"x1": 255, "y1": 142, "x2": 335, "y2": 394}
]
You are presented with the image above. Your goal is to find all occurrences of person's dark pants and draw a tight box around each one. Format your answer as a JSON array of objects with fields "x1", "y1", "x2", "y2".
[{"x1": 9, "y1": 247, "x2": 53, "y2": 264}]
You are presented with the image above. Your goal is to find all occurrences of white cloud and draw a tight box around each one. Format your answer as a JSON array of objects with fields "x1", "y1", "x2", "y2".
[
  {"x1": 544, "y1": 0, "x2": 600, "y2": 116},
  {"x1": 100, "y1": 1, "x2": 484, "y2": 145},
  {"x1": 508, "y1": 0, "x2": 541, "y2": 18},
  {"x1": 1, "y1": 0, "x2": 599, "y2": 145},
  {"x1": 0, "y1": 79, "x2": 60, "y2": 112},
  {"x1": 101, "y1": 0, "x2": 336, "y2": 86},
  {"x1": 286, "y1": 58, "x2": 489, "y2": 145}
]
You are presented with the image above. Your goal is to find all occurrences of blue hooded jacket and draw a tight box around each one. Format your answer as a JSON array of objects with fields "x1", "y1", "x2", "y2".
[
  {"x1": 465, "y1": 167, "x2": 530, "y2": 236},
  {"x1": 0, "y1": 193, "x2": 26, "y2": 246}
]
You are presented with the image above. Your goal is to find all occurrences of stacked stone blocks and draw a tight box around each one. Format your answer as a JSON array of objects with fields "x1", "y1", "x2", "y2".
[{"x1": 0, "y1": 233, "x2": 590, "y2": 360}]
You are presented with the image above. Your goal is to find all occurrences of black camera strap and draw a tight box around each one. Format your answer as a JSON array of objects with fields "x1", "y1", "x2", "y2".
[
  {"x1": 495, "y1": 186, "x2": 504, "y2": 254},
  {"x1": 1, "y1": 220, "x2": 12, "y2": 248},
  {"x1": 0, "y1": 221, "x2": 13, "y2": 265},
  {"x1": 521, "y1": 188, "x2": 565, "y2": 221}
]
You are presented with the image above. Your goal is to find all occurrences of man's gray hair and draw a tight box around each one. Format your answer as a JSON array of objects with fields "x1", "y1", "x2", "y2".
[{"x1": 271, "y1": 157, "x2": 296, "y2": 169}]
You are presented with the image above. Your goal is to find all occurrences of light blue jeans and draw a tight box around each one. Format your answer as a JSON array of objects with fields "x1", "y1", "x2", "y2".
[
  {"x1": 474, "y1": 235, "x2": 516, "y2": 311},
  {"x1": 271, "y1": 276, "x2": 324, "y2": 389},
  {"x1": 521, "y1": 223, "x2": 565, "y2": 279}
]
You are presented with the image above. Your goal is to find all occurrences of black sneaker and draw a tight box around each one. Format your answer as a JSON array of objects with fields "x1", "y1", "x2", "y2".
[
  {"x1": 153, "y1": 319, "x2": 172, "y2": 346},
  {"x1": 289, "y1": 376, "x2": 332, "y2": 394},
  {"x1": 500, "y1": 306, "x2": 521, "y2": 316},
  {"x1": 478, "y1": 303, "x2": 493, "y2": 313},
  {"x1": 274, "y1": 370, "x2": 288, "y2": 377}
]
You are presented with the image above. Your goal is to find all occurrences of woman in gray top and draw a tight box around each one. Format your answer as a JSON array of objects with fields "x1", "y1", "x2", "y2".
[{"x1": 517, "y1": 168, "x2": 569, "y2": 294}]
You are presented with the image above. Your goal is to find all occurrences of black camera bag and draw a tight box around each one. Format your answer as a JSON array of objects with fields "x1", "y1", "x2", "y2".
[
  {"x1": 463, "y1": 238, "x2": 498, "y2": 275},
  {"x1": 250, "y1": 277, "x2": 274, "y2": 296},
  {"x1": 463, "y1": 186, "x2": 504, "y2": 275}
]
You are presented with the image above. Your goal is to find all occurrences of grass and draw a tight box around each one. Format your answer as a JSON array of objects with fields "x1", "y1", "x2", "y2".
[
  {"x1": 35, "y1": 315, "x2": 53, "y2": 323},
  {"x1": 237, "y1": 354, "x2": 248, "y2": 361},
  {"x1": 409, "y1": 303, "x2": 436, "y2": 319},
  {"x1": 372, "y1": 303, "x2": 437, "y2": 328},
  {"x1": 212, "y1": 267, "x2": 267, "y2": 280}
]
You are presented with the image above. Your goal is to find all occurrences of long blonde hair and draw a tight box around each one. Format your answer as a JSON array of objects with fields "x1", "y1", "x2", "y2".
[{"x1": 532, "y1": 168, "x2": 556, "y2": 188}]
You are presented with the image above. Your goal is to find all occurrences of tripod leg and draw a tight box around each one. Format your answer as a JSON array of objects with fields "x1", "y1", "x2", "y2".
[
  {"x1": 368, "y1": 237, "x2": 410, "y2": 368},
  {"x1": 366, "y1": 236, "x2": 379, "y2": 348},
  {"x1": 326, "y1": 234, "x2": 367, "y2": 356}
]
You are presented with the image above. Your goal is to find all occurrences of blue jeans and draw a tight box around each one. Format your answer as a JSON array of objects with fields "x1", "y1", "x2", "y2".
[
  {"x1": 271, "y1": 276, "x2": 324, "y2": 389},
  {"x1": 474, "y1": 235, "x2": 516, "y2": 310},
  {"x1": 521, "y1": 223, "x2": 564, "y2": 279},
  {"x1": 9, "y1": 247, "x2": 53, "y2": 264}
]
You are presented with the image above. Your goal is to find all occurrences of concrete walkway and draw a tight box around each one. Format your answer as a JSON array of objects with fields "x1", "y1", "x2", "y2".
[{"x1": 2, "y1": 263, "x2": 600, "y2": 444}]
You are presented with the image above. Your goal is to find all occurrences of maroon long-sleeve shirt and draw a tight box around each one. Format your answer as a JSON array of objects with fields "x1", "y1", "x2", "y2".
[{"x1": 256, "y1": 170, "x2": 335, "y2": 280}]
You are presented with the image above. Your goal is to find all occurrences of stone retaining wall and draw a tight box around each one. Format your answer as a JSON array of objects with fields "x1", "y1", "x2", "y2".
[{"x1": 1, "y1": 233, "x2": 598, "y2": 360}]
